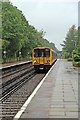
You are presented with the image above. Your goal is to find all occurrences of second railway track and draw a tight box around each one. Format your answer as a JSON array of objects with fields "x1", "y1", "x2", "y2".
[
  {"x1": 0, "y1": 61, "x2": 46, "y2": 119},
  {"x1": 0, "y1": 62, "x2": 33, "y2": 99}
]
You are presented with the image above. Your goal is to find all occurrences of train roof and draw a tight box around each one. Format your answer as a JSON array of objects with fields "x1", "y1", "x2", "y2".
[{"x1": 33, "y1": 47, "x2": 50, "y2": 49}]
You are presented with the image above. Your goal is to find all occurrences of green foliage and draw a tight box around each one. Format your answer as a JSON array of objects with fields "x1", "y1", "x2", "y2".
[
  {"x1": 1, "y1": 39, "x2": 9, "y2": 50},
  {"x1": 72, "y1": 61, "x2": 80, "y2": 66},
  {"x1": 2, "y1": 1, "x2": 57, "y2": 62},
  {"x1": 67, "y1": 58, "x2": 73, "y2": 61},
  {"x1": 72, "y1": 50, "x2": 80, "y2": 66},
  {"x1": 73, "y1": 54, "x2": 80, "y2": 62},
  {"x1": 78, "y1": 26, "x2": 80, "y2": 52},
  {"x1": 2, "y1": 1, "x2": 29, "y2": 58},
  {"x1": 62, "y1": 50, "x2": 69, "y2": 59},
  {"x1": 61, "y1": 25, "x2": 78, "y2": 57}
]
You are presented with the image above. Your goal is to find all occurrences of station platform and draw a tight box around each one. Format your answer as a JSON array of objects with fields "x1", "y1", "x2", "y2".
[
  {"x1": 0, "y1": 60, "x2": 31, "y2": 69},
  {"x1": 15, "y1": 59, "x2": 78, "y2": 119}
]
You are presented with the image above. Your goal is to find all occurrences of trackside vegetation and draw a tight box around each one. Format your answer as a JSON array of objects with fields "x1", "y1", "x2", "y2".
[
  {"x1": 61, "y1": 25, "x2": 80, "y2": 67},
  {"x1": 72, "y1": 50, "x2": 80, "y2": 66},
  {"x1": 1, "y1": 1, "x2": 58, "y2": 63}
]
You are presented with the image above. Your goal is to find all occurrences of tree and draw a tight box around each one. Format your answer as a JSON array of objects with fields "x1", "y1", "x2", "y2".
[
  {"x1": 61, "y1": 25, "x2": 78, "y2": 57},
  {"x1": 2, "y1": 1, "x2": 58, "y2": 61},
  {"x1": 2, "y1": 1, "x2": 29, "y2": 58},
  {"x1": 78, "y1": 26, "x2": 80, "y2": 52}
]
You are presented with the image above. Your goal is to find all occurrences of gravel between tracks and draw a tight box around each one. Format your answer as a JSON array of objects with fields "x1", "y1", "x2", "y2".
[{"x1": 2, "y1": 72, "x2": 45, "y2": 119}]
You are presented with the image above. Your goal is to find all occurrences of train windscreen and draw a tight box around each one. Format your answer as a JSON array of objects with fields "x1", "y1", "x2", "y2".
[
  {"x1": 39, "y1": 49, "x2": 44, "y2": 57},
  {"x1": 34, "y1": 49, "x2": 50, "y2": 57},
  {"x1": 34, "y1": 49, "x2": 39, "y2": 57},
  {"x1": 45, "y1": 49, "x2": 50, "y2": 57}
]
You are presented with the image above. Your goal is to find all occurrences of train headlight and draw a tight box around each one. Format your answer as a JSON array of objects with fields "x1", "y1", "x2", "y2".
[
  {"x1": 34, "y1": 60, "x2": 38, "y2": 64},
  {"x1": 47, "y1": 60, "x2": 50, "y2": 63},
  {"x1": 45, "y1": 60, "x2": 50, "y2": 64},
  {"x1": 34, "y1": 60, "x2": 37, "y2": 63}
]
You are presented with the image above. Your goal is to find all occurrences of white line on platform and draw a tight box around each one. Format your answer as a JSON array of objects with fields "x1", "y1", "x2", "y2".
[{"x1": 14, "y1": 61, "x2": 57, "y2": 119}]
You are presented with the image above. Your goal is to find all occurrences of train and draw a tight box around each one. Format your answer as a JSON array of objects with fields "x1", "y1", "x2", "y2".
[{"x1": 32, "y1": 47, "x2": 57, "y2": 71}]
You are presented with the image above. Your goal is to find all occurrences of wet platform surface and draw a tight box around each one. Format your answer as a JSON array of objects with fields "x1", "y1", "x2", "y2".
[{"x1": 18, "y1": 59, "x2": 78, "y2": 118}]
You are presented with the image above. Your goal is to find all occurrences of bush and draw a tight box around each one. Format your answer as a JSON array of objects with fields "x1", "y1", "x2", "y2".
[
  {"x1": 73, "y1": 60, "x2": 80, "y2": 67},
  {"x1": 72, "y1": 50, "x2": 80, "y2": 67},
  {"x1": 67, "y1": 58, "x2": 73, "y2": 61},
  {"x1": 73, "y1": 54, "x2": 80, "y2": 62}
]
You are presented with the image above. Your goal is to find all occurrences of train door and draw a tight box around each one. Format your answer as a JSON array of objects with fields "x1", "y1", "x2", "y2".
[
  {"x1": 44, "y1": 48, "x2": 50, "y2": 64},
  {"x1": 33, "y1": 49, "x2": 39, "y2": 65},
  {"x1": 39, "y1": 49, "x2": 45, "y2": 64}
]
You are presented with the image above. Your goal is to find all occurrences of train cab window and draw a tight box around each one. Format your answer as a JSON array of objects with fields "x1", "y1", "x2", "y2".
[
  {"x1": 34, "y1": 49, "x2": 50, "y2": 57},
  {"x1": 39, "y1": 49, "x2": 44, "y2": 57},
  {"x1": 34, "y1": 49, "x2": 39, "y2": 57},
  {"x1": 45, "y1": 49, "x2": 50, "y2": 57}
]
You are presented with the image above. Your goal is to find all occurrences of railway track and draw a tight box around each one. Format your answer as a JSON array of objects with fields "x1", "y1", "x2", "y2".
[
  {"x1": 0, "y1": 62, "x2": 33, "y2": 98},
  {"x1": 1, "y1": 68, "x2": 35, "y2": 101},
  {"x1": 0, "y1": 62, "x2": 46, "y2": 119},
  {"x1": 1, "y1": 61, "x2": 32, "y2": 83}
]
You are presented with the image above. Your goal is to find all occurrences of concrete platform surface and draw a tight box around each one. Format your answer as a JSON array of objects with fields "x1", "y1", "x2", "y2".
[
  {"x1": 16, "y1": 59, "x2": 78, "y2": 118},
  {"x1": 0, "y1": 60, "x2": 31, "y2": 69}
]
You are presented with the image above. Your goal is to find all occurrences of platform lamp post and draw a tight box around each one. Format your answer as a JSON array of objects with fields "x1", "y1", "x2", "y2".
[
  {"x1": 3, "y1": 50, "x2": 6, "y2": 63},
  {"x1": 19, "y1": 51, "x2": 21, "y2": 61},
  {"x1": 27, "y1": 52, "x2": 30, "y2": 60}
]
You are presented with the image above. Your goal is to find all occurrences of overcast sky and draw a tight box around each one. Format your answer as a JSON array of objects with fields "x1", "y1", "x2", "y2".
[{"x1": 10, "y1": 0, "x2": 78, "y2": 51}]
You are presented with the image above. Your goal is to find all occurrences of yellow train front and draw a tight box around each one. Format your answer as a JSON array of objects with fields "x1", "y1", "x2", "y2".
[{"x1": 32, "y1": 47, "x2": 57, "y2": 71}]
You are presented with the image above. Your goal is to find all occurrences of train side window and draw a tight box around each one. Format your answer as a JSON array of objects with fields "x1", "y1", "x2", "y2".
[
  {"x1": 52, "y1": 51, "x2": 57, "y2": 57},
  {"x1": 39, "y1": 49, "x2": 44, "y2": 57}
]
